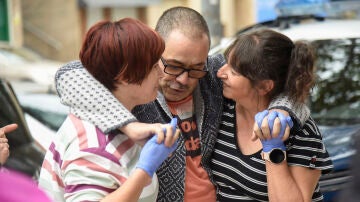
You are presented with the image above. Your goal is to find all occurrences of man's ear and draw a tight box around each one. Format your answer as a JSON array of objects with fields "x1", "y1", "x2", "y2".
[{"x1": 257, "y1": 80, "x2": 274, "y2": 96}]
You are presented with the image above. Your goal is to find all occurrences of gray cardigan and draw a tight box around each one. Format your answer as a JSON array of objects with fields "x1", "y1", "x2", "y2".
[{"x1": 55, "y1": 54, "x2": 309, "y2": 201}]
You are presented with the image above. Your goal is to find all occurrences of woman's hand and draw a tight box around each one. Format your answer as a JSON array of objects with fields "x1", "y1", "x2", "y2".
[
  {"x1": 0, "y1": 124, "x2": 18, "y2": 165},
  {"x1": 252, "y1": 110, "x2": 293, "y2": 143},
  {"x1": 136, "y1": 118, "x2": 180, "y2": 177}
]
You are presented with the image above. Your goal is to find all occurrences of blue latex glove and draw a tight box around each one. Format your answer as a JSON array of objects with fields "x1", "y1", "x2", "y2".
[
  {"x1": 255, "y1": 110, "x2": 293, "y2": 152},
  {"x1": 136, "y1": 118, "x2": 178, "y2": 177}
]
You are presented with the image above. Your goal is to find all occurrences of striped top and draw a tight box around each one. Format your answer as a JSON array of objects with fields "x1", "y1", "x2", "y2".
[
  {"x1": 38, "y1": 114, "x2": 158, "y2": 202},
  {"x1": 210, "y1": 99, "x2": 333, "y2": 202}
]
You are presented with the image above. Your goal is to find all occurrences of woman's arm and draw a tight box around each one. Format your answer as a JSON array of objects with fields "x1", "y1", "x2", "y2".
[
  {"x1": 101, "y1": 169, "x2": 152, "y2": 202},
  {"x1": 259, "y1": 116, "x2": 332, "y2": 201},
  {"x1": 102, "y1": 119, "x2": 179, "y2": 202},
  {"x1": 60, "y1": 130, "x2": 179, "y2": 202},
  {"x1": 265, "y1": 160, "x2": 321, "y2": 202}
]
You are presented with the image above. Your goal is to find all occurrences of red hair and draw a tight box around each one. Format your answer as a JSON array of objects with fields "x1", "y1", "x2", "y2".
[{"x1": 80, "y1": 18, "x2": 165, "y2": 90}]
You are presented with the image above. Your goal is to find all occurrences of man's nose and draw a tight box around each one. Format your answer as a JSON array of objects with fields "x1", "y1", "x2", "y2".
[{"x1": 175, "y1": 71, "x2": 189, "y2": 85}]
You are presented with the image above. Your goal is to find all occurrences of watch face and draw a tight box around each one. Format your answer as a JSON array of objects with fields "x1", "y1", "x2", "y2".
[{"x1": 269, "y1": 149, "x2": 285, "y2": 164}]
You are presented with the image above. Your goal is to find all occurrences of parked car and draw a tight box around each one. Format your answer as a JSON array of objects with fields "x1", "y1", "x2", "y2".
[
  {"x1": 0, "y1": 47, "x2": 63, "y2": 93},
  {"x1": 16, "y1": 93, "x2": 68, "y2": 150},
  {"x1": 210, "y1": 15, "x2": 360, "y2": 201},
  {"x1": 0, "y1": 78, "x2": 45, "y2": 180}
]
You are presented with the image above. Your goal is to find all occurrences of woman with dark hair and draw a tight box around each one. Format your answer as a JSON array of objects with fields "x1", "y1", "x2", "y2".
[
  {"x1": 211, "y1": 29, "x2": 333, "y2": 201},
  {"x1": 38, "y1": 18, "x2": 179, "y2": 202}
]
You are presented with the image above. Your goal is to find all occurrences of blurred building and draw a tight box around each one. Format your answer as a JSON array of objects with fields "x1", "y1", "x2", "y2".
[
  {"x1": 20, "y1": 0, "x2": 82, "y2": 62},
  {"x1": 9, "y1": 0, "x2": 360, "y2": 62},
  {"x1": 2, "y1": 0, "x2": 360, "y2": 62},
  {"x1": 0, "y1": 0, "x2": 23, "y2": 47},
  {"x1": 0, "y1": 0, "x2": 273, "y2": 62}
]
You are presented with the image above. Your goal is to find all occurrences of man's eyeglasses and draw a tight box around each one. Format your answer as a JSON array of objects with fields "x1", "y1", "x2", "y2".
[{"x1": 160, "y1": 57, "x2": 208, "y2": 79}]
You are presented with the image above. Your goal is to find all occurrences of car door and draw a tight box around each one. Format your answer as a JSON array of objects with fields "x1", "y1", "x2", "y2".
[{"x1": 0, "y1": 79, "x2": 45, "y2": 180}]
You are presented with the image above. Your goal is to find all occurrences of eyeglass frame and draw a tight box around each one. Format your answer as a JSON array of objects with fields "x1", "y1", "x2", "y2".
[{"x1": 160, "y1": 57, "x2": 208, "y2": 79}]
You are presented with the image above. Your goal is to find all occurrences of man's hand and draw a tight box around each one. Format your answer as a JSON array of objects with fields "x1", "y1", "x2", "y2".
[
  {"x1": 120, "y1": 120, "x2": 179, "y2": 147},
  {"x1": 0, "y1": 124, "x2": 18, "y2": 165},
  {"x1": 120, "y1": 122, "x2": 163, "y2": 145},
  {"x1": 252, "y1": 110, "x2": 293, "y2": 142}
]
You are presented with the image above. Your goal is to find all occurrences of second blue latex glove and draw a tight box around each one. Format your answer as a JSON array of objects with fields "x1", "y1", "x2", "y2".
[
  {"x1": 136, "y1": 118, "x2": 178, "y2": 177},
  {"x1": 255, "y1": 110, "x2": 293, "y2": 152}
]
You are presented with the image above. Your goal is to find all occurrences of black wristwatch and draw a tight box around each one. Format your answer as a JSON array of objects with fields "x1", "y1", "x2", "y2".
[{"x1": 261, "y1": 148, "x2": 286, "y2": 164}]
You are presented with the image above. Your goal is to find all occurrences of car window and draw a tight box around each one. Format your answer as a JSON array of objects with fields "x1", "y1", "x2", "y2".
[
  {"x1": 0, "y1": 81, "x2": 32, "y2": 148},
  {"x1": 17, "y1": 94, "x2": 68, "y2": 131},
  {"x1": 311, "y1": 38, "x2": 360, "y2": 125},
  {"x1": 22, "y1": 106, "x2": 67, "y2": 131}
]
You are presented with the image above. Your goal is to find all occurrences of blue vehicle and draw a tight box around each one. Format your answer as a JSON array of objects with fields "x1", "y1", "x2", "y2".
[{"x1": 319, "y1": 125, "x2": 359, "y2": 201}]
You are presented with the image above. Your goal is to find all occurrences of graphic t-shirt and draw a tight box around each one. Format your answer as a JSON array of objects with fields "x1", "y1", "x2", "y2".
[{"x1": 167, "y1": 95, "x2": 216, "y2": 202}]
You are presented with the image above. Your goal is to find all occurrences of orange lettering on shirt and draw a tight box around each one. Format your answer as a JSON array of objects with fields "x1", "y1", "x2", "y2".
[
  {"x1": 181, "y1": 120, "x2": 197, "y2": 133},
  {"x1": 185, "y1": 137, "x2": 200, "y2": 151}
]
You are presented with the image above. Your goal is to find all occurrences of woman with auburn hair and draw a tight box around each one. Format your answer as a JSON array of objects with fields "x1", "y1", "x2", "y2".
[{"x1": 38, "y1": 18, "x2": 180, "y2": 202}]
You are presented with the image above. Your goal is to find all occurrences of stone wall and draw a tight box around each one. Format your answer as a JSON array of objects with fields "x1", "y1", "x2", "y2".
[{"x1": 21, "y1": 0, "x2": 82, "y2": 62}]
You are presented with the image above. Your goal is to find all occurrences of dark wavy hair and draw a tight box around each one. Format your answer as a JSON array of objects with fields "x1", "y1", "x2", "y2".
[{"x1": 225, "y1": 28, "x2": 315, "y2": 103}]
